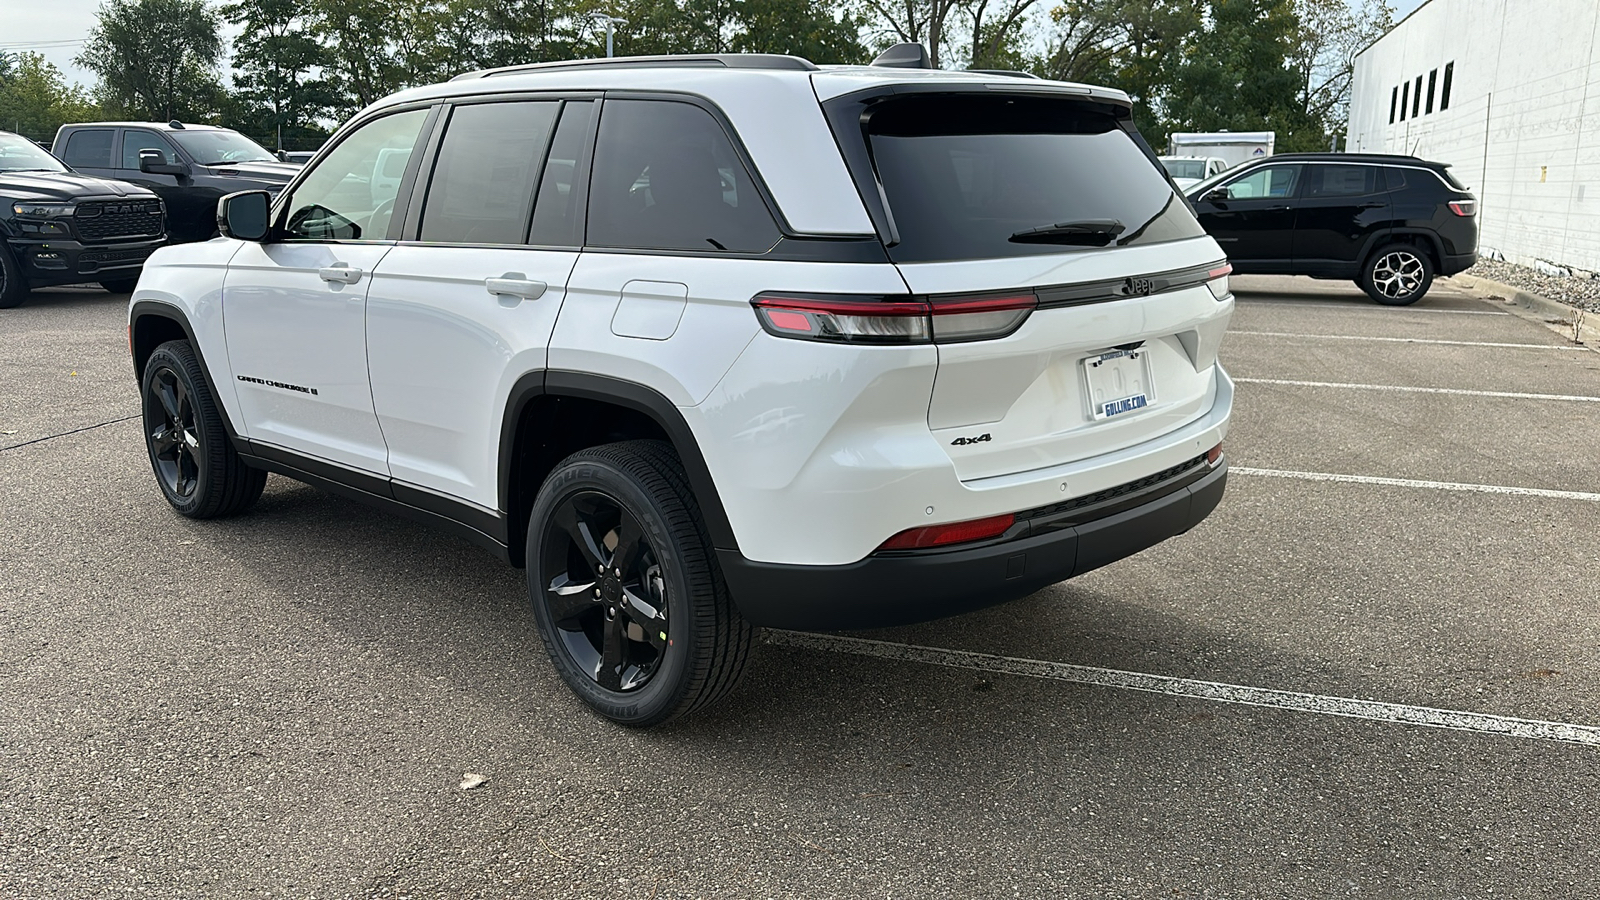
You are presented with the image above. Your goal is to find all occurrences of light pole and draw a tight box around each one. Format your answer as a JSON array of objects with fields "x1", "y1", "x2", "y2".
[{"x1": 592, "y1": 14, "x2": 629, "y2": 58}]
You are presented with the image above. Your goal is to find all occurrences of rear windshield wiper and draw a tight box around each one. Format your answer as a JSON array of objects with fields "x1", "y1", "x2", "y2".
[{"x1": 1009, "y1": 219, "x2": 1125, "y2": 246}]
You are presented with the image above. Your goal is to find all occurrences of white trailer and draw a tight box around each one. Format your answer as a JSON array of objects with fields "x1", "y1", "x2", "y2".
[{"x1": 1167, "y1": 132, "x2": 1275, "y2": 169}]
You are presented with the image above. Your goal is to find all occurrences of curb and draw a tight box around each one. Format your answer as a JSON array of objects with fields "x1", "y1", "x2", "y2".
[{"x1": 1446, "y1": 274, "x2": 1600, "y2": 348}]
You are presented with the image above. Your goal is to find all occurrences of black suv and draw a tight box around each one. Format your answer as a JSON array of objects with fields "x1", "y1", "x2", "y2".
[
  {"x1": 53, "y1": 121, "x2": 299, "y2": 244},
  {"x1": 0, "y1": 130, "x2": 166, "y2": 309},
  {"x1": 1185, "y1": 152, "x2": 1478, "y2": 305}
]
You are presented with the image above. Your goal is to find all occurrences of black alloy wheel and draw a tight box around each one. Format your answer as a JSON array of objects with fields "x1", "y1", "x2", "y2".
[
  {"x1": 0, "y1": 245, "x2": 26, "y2": 309},
  {"x1": 543, "y1": 491, "x2": 671, "y2": 693},
  {"x1": 528, "y1": 441, "x2": 755, "y2": 727},
  {"x1": 139, "y1": 340, "x2": 267, "y2": 518}
]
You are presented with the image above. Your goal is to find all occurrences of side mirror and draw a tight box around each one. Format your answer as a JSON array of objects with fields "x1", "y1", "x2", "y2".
[
  {"x1": 1202, "y1": 188, "x2": 1230, "y2": 204},
  {"x1": 217, "y1": 190, "x2": 272, "y2": 242},
  {"x1": 275, "y1": 149, "x2": 289, "y2": 162},
  {"x1": 139, "y1": 148, "x2": 188, "y2": 176}
]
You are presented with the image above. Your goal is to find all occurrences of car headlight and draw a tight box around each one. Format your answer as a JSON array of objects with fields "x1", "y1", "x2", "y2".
[{"x1": 12, "y1": 201, "x2": 74, "y2": 218}]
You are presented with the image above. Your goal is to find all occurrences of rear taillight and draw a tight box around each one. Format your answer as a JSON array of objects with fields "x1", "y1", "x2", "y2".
[
  {"x1": 1206, "y1": 264, "x2": 1232, "y2": 301},
  {"x1": 1448, "y1": 199, "x2": 1477, "y2": 217},
  {"x1": 752, "y1": 291, "x2": 1037, "y2": 345},
  {"x1": 878, "y1": 513, "x2": 1016, "y2": 551}
]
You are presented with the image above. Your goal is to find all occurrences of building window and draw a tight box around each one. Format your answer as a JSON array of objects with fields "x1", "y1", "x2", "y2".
[
  {"x1": 1413, "y1": 75, "x2": 1423, "y2": 118},
  {"x1": 1426, "y1": 69, "x2": 1437, "y2": 114},
  {"x1": 1390, "y1": 86, "x2": 1398, "y2": 124},
  {"x1": 1400, "y1": 82, "x2": 1409, "y2": 121},
  {"x1": 1441, "y1": 62, "x2": 1454, "y2": 110}
]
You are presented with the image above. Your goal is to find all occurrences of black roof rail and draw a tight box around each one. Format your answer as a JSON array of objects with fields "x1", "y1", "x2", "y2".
[
  {"x1": 967, "y1": 69, "x2": 1041, "y2": 79},
  {"x1": 453, "y1": 53, "x2": 818, "y2": 81}
]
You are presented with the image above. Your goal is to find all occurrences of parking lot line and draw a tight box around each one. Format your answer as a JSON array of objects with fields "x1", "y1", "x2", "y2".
[
  {"x1": 1232, "y1": 466, "x2": 1600, "y2": 502},
  {"x1": 766, "y1": 631, "x2": 1600, "y2": 747},
  {"x1": 1233, "y1": 377, "x2": 1600, "y2": 403},
  {"x1": 1232, "y1": 300, "x2": 1510, "y2": 316},
  {"x1": 1228, "y1": 331, "x2": 1588, "y2": 350}
]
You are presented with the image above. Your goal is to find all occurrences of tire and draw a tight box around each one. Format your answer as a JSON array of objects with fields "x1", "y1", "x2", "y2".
[
  {"x1": 0, "y1": 244, "x2": 27, "y2": 309},
  {"x1": 140, "y1": 340, "x2": 267, "y2": 518},
  {"x1": 1360, "y1": 243, "x2": 1434, "y2": 306},
  {"x1": 99, "y1": 277, "x2": 140, "y2": 294},
  {"x1": 527, "y1": 439, "x2": 755, "y2": 727}
]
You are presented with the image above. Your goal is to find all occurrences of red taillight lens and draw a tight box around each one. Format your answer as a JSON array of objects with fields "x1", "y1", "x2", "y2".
[
  {"x1": 751, "y1": 291, "x2": 1036, "y2": 345},
  {"x1": 1206, "y1": 443, "x2": 1223, "y2": 465},
  {"x1": 1448, "y1": 200, "x2": 1477, "y2": 217},
  {"x1": 878, "y1": 513, "x2": 1016, "y2": 551},
  {"x1": 1206, "y1": 263, "x2": 1232, "y2": 301}
]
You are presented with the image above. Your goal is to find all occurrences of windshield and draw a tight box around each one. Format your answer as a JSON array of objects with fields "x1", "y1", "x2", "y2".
[
  {"x1": 1162, "y1": 159, "x2": 1207, "y2": 180},
  {"x1": 0, "y1": 133, "x2": 69, "y2": 173},
  {"x1": 169, "y1": 129, "x2": 276, "y2": 165},
  {"x1": 863, "y1": 95, "x2": 1203, "y2": 262}
]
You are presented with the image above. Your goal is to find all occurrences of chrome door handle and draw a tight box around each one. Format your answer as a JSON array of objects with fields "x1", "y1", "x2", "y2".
[
  {"x1": 318, "y1": 265, "x2": 363, "y2": 284},
  {"x1": 485, "y1": 277, "x2": 547, "y2": 300}
]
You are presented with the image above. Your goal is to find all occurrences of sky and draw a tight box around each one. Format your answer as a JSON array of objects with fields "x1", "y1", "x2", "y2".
[{"x1": 3, "y1": 0, "x2": 1432, "y2": 92}]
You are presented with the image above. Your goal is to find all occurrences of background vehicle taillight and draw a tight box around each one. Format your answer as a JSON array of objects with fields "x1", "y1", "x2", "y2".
[
  {"x1": 1448, "y1": 200, "x2": 1477, "y2": 217},
  {"x1": 752, "y1": 291, "x2": 1037, "y2": 345},
  {"x1": 1205, "y1": 264, "x2": 1233, "y2": 301}
]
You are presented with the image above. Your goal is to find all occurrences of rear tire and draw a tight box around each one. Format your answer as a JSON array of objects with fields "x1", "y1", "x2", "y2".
[
  {"x1": 99, "y1": 277, "x2": 140, "y2": 294},
  {"x1": 0, "y1": 245, "x2": 27, "y2": 309},
  {"x1": 527, "y1": 440, "x2": 755, "y2": 727},
  {"x1": 140, "y1": 340, "x2": 267, "y2": 518},
  {"x1": 1360, "y1": 243, "x2": 1434, "y2": 306}
]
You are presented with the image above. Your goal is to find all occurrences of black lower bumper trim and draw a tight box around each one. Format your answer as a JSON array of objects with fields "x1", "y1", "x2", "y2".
[{"x1": 720, "y1": 460, "x2": 1228, "y2": 630}]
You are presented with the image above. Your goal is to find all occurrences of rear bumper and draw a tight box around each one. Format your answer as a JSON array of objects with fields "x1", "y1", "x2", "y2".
[
  {"x1": 720, "y1": 457, "x2": 1227, "y2": 630},
  {"x1": 1439, "y1": 251, "x2": 1476, "y2": 277},
  {"x1": 7, "y1": 236, "x2": 164, "y2": 288}
]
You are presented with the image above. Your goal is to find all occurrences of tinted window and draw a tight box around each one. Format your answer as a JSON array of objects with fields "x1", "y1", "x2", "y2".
[
  {"x1": 1413, "y1": 76, "x2": 1423, "y2": 117},
  {"x1": 1441, "y1": 62, "x2": 1454, "y2": 110},
  {"x1": 1221, "y1": 165, "x2": 1300, "y2": 200},
  {"x1": 529, "y1": 101, "x2": 595, "y2": 247},
  {"x1": 121, "y1": 130, "x2": 178, "y2": 169},
  {"x1": 61, "y1": 128, "x2": 114, "y2": 168},
  {"x1": 1389, "y1": 87, "x2": 1398, "y2": 124},
  {"x1": 168, "y1": 129, "x2": 276, "y2": 165},
  {"x1": 1307, "y1": 165, "x2": 1380, "y2": 197},
  {"x1": 1400, "y1": 82, "x2": 1409, "y2": 121},
  {"x1": 1426, "y1": 69, "x2": 1437, "y2": 114},
  {"x1": 587, "y1": 100, "x2": 780, "y2": 253},
  {"x1": 867, "y1": 95, "x2": 1203, "y2": 262},
  {"x1": 420, "y1": 101, "x2": 558, "y2": 245},
  {"x1": 284, "y1": 109, "x2": 428, "y2": 241},
  {"x1": 1382, "y1": 167, "x2": 1408, "y2": 192}
]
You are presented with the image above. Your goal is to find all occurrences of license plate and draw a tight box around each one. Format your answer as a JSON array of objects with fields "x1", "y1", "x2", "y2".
[{"x1": 1084, "y1": 348, "x2": 1153, "y2": 420}]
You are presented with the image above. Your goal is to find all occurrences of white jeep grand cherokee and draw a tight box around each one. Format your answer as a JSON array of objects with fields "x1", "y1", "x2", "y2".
[{"x1": 129, "y1": 47, "x2": 1234, "y2": 726}]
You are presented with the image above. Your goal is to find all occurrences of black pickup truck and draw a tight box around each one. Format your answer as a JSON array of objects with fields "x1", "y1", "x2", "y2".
[
  {"x1": 53, "y1": 121, "x2": 298, "y2": 244},
  {"x1": 0, "y1": 130, "x2": 166, "y2": 309}
]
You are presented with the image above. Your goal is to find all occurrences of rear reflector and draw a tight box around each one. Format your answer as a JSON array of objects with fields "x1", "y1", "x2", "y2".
[
  {"x1": 752, "y1": 291, "x2": 1036, "y2": 345},
  {"x1": 878, "y1": 513, "x2": 1016, "y2": 551},
  {"x1": 1206, "y1": 443, "x2": 1223, "y2": 465},
  {"x1": 1448, "y1": 200, "x2": 1477, "y2": 217}
]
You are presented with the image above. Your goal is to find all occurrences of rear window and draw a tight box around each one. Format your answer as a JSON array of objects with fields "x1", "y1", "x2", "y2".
[{"x1": 865, "y1": 95, "x2": 1203, "y2": 263}]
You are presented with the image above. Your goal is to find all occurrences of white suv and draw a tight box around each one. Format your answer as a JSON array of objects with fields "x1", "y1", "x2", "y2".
[{"x1": 129, "y1": 48, "x2": 1235, "y2": 726}]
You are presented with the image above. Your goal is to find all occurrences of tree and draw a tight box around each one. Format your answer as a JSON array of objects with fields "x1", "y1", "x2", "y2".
[
  {"x1": 1290, "y1": 0, "x2": 1391, "y2": 146},
  {"x1": 1165, "y1": 0, "x2": 1312, "y2": 146},
  {"x1": 0, "y1": 53, "x2": 101, "y2": 142},
  {"x1": 77, "y1": 0, "x2": 225, "y2": 121},
  {"x1": 224, "y1": 0, "x2": 337, "y2": 150}
]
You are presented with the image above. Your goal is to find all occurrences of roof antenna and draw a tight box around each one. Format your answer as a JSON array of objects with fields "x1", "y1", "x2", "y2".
[
  {"x1": 168, "y1": 120, "x2": 185, "y2": 129},
  {"x1": 871, "y1": 43, "x2": 932, "y2": 69}
]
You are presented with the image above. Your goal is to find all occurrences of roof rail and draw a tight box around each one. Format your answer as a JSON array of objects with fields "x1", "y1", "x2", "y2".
[
  {"x1": 453, "y1": 53, "x2": 818, "y2": 81},
  {"x1": 967, "y1": 69, "x2": 1041, "y2": 79}
]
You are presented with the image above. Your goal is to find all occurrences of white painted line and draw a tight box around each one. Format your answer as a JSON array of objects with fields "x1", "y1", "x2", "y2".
[
  {"x1": 1232, "y1": 466, "x2": 1600, "y2": 502},
  {"x1": 1229, "y1": 331, "x2": 1585, "y2": 350},
  {"x1": 1234, "y1": 377, "x2": 1600, "y2": 403},
  {"x1": 766, "y1": 631, "x2": 1600, "y2": 747},
  {"x1": 1234, "y1": 301, "x2": 1509, "y2": 316}
]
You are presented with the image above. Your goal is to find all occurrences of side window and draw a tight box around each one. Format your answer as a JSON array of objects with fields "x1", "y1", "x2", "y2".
[
  {"x1": 283, "y1": 108, "x2": 429, "y2": 241},
  {"x1": 1306, "y1": 165, "x2": 1380, "y2": 198},
  {"x1": 1382, "y1": 168, "x2": 1408, "y2": 192},
  {"x1": 529, "y1": 101, "x2": 595, "y2": 247},
  {"x1": 121, "y1": 130, "x2": 178, "y2": 169},
  {"x1": 1223, "y1": 166, "x2": 1299, "y2": 200},
  {"x1": 61, "y1": 129, "x2": 114, "y2": 168},
  {"x1": 587, "y1": 99, "x2": 781, "y2": 253},
  {"x1": 419, "y1": 101, "x2": 558, "y2": 245}
]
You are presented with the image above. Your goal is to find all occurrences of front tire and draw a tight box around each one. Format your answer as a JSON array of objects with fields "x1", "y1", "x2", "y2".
[
  {"x1": 527, "y1": 440, "x2": 755, "y2": 727},
  {"x1": 0, "y1": 245, "x2": 27, "y2": 309},
  {"x1": 1360, "y1": 243, "x2": 1434, "y2": 306},
  {"x1": 140, "y1": 340, "x2": 267, "y2": 518}
]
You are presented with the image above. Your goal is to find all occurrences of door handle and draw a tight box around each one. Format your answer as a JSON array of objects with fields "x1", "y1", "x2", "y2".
[
  {"x1": 1358, "y1": 202, "x2": 1385, "y2": 209},
  {"x1": 485, "y1": 276, "x2": 548, "y2": 301},
  {"x1": 318, "y1": 265, "x2": 363, "y2": 284},
  {"x1": 1267, "y1": 205, "x2": 1291, "y2": 211}
]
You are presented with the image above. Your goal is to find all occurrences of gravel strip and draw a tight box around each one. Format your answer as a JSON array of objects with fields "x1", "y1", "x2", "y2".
[{"x1": 1464, "y1": 259, "x2": 1600, "y2": 314}]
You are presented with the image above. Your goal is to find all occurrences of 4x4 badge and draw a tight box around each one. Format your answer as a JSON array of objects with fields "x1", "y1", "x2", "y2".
[{"x1": 950, "y1": 433, "x2": 991, "y2": 446}]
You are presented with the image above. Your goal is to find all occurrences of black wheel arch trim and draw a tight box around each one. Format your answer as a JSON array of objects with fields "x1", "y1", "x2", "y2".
[
  {"x1": 498, "y1": 370, "x2": 740, "y2": 554},
  {"x1": 129, "y1": 300, "x2": 242, "y2": 441},
  {"x1": 1357, "y1": 229, "x2": 1445, "y2": 271}
]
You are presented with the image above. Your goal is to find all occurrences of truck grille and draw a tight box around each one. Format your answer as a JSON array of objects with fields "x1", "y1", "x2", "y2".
[
  {"x1": 75, "y1": 200, "x2": 165, "y2": 241},
  {"x1": 77, "y1": 247, "x2": 154, "y2": 272}
]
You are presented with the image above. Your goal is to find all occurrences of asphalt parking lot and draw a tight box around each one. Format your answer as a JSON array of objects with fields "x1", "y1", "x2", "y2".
[{"x1": 4, "y1": 275, "x2": 1599, "y2": 898}]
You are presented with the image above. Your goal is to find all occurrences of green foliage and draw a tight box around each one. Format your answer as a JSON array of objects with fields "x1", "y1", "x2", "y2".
[
  {"x1": 0, "y1": 53, "x2": 102, "y2": 143},
  {"x1": 76, "y1": 0, "x2": 226, "y2": 121},
  {"x1": 222, "y1": 0, "x2": 336, "y2": 150}
]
